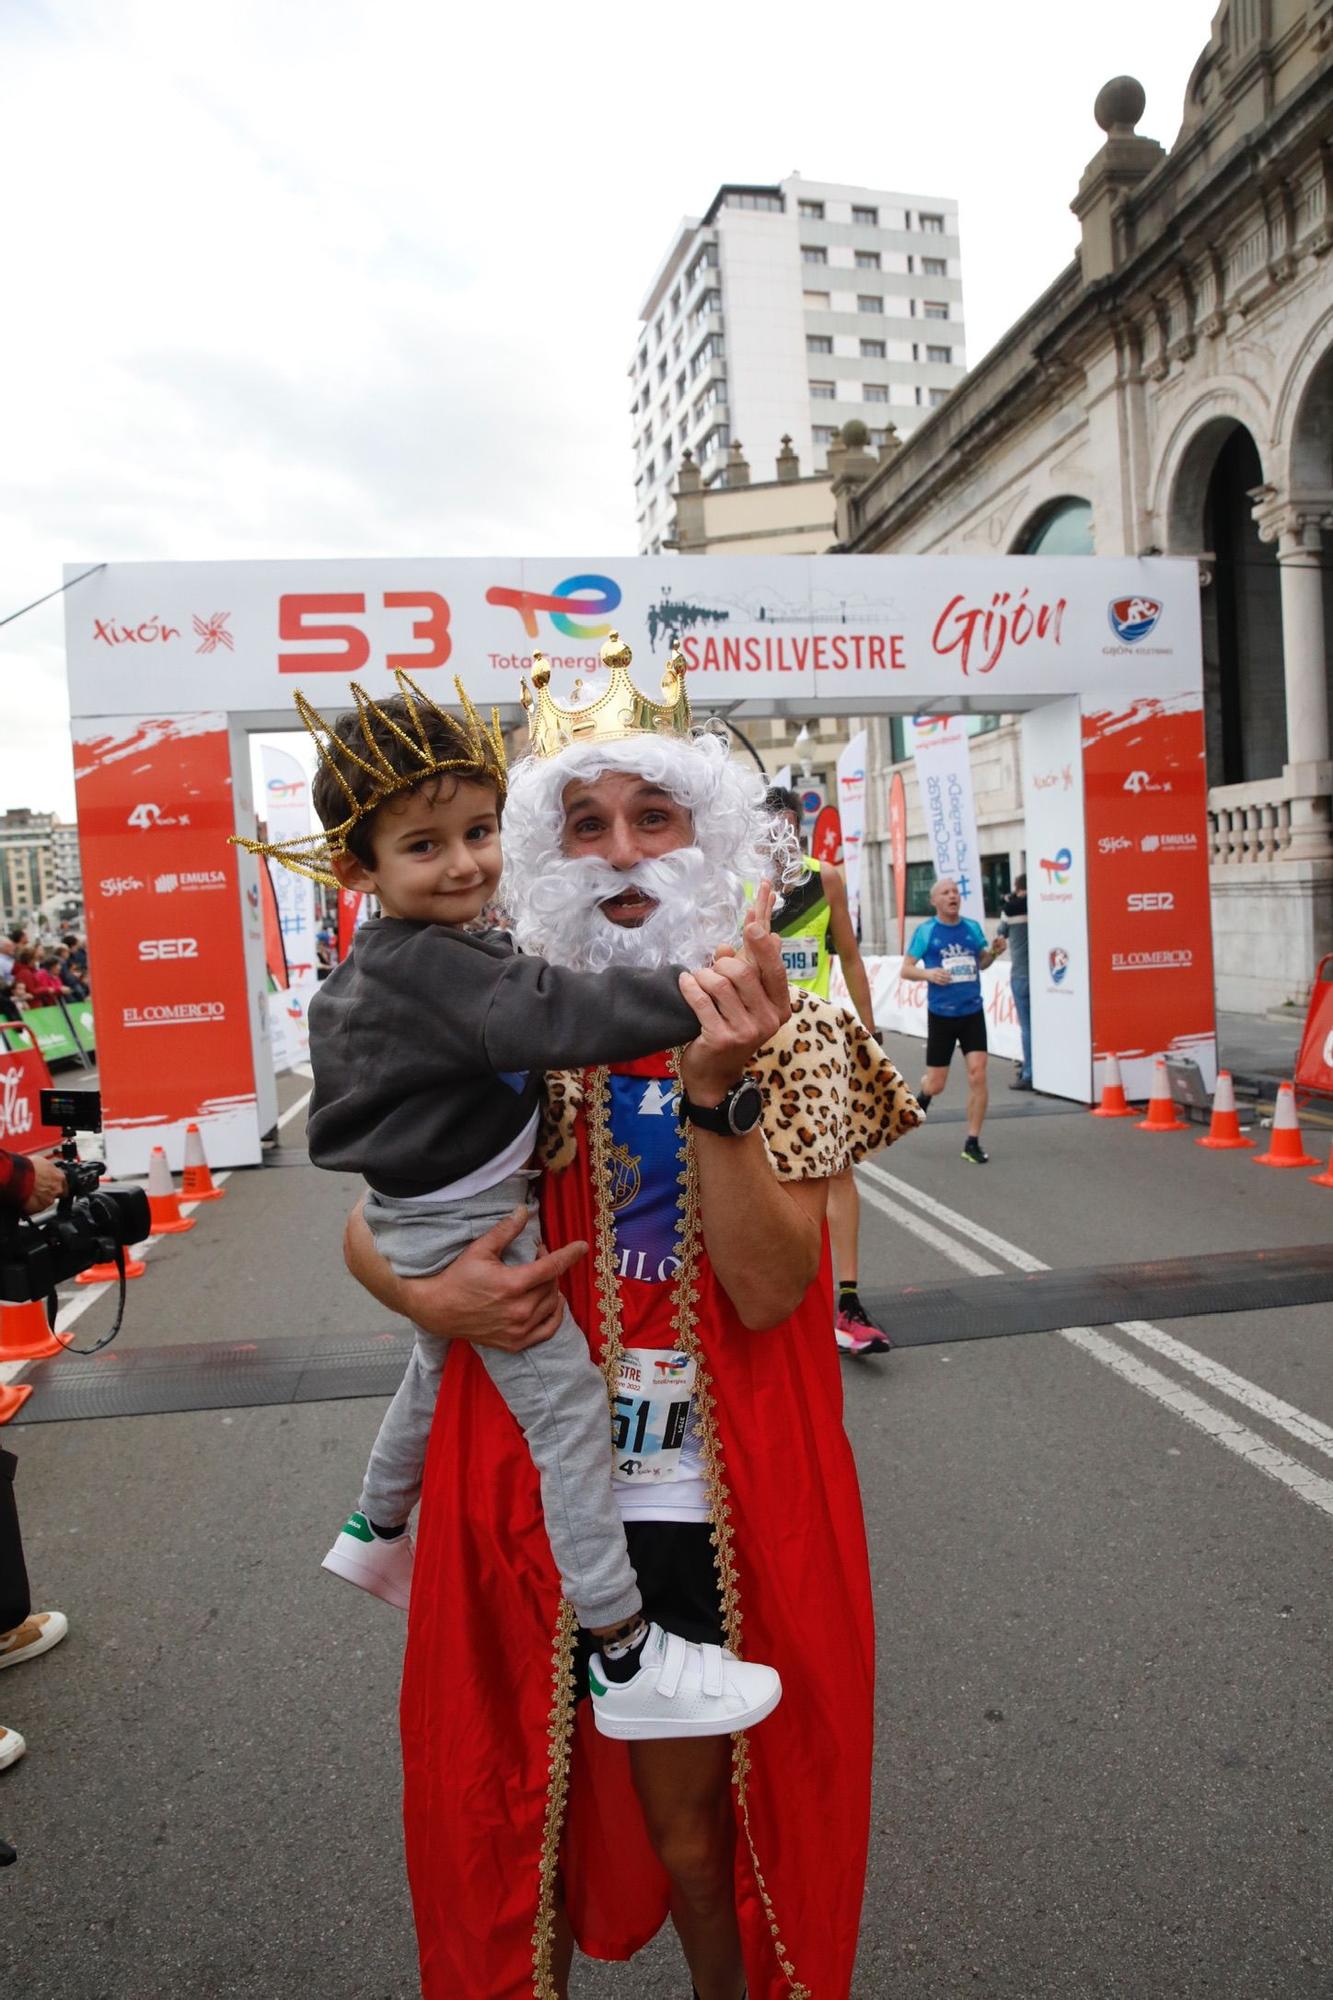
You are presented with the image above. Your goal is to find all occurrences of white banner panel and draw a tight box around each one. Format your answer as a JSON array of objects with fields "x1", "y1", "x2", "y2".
[
  {"x1": 910, "y1": 717, "x2": 985, "y2": 926},
  {"x1": 1022, "y1": 701, "x2": 1092, "y2": 1103},
  {"x1": 65, "y1": 556, "x2": 1202, "y2": 720},
  {"x1": 835, "y1": 731, "x2": 867, "y2": 933},
  {"x1": 260, "y1": 745, "x2": 319, "y2": 1069},
  {"x1": 832, "y1": 955, "x2": 1021, "y2": 1064}
]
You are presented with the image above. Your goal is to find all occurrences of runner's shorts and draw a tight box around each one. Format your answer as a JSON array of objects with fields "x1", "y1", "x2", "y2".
[
  {"x1": 573, "y1": 1520, "x2": 723, "y2": 1700},
  {"x1": 925, "y1": 1006, "x2": 988, "y2": 1068}
]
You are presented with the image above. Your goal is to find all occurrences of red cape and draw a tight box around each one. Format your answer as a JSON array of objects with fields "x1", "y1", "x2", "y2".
[{"x1": 401, "y1": 1057, "x2": 875, "y2": 1997}]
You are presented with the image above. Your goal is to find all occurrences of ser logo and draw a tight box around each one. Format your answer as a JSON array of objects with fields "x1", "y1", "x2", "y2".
[
  {"x1": 138, "y1": 937, "x2": 199, "y2": 961},
  {"x1": 1127, "y1": 892, "x2": 1175, "y2": 913}
]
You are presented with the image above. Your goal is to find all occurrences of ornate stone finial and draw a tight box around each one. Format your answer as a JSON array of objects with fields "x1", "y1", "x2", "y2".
[{"x1": 1094, "y1": 75, "x2": 1146, "y2": 136}]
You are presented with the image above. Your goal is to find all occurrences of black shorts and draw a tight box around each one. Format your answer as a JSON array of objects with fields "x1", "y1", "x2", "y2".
[
  {"x1": 925, "y1": 1007, "x2": 988, "y2": 1068},
  {"x1": 573, "y1": 1519, "x2": 723, "y2": 1701}
]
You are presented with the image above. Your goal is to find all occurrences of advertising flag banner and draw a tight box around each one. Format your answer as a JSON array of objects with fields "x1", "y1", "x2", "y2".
[
  {"x1": 887, "y1": 771, "x2": 908, "y2": 954},
  {"x1": 835, "y1": 732, "x2": 868, "y2": 933},
  {"x1": 2, "y1": 1005, "x2": 82, "y2": 1066},
  {"x1": 811, "y1": 805, "x2": 842, "y2": 866},
  {"x1": 1022, "y1": 700, "x2": 1092, "y2": 1102},
  {"x1": 337, "y1": 888, "x2": 370, "y2": 963},
  {"x1": 260, "y1": 746, "x2": 319, "y2": 1069},
  {"x1": 0, "y1": 1028, "x2": 63, "y2": 1153},
  {"x1": 911, "y1": 717, "x2": 984, "y2": 926}
]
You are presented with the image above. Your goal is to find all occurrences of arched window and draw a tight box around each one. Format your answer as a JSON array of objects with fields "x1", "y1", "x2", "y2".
[{"x1": 1014, "y1": 497, "x2": 1094, "y2": 555}]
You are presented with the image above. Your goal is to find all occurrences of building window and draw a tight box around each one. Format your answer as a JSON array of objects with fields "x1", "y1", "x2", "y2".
[
  {"x1": 806, "y1": 333, "x2": 833, "y2": 354},
  {"x1": 864, "y1": 383, "x2": 889, "y2": 403},
  {"x1": 812, "y1": 424, "x2": 839, "y2": 446},
  {"x1": 903, "y1": 210, "x2": 912, "y2": 230},
  {"x1": 810, "y1": 380, "x2": 836, "y2": 400},
  {"x1": 906, "y1": 253, "x2": 915, "y2": 274},
  {"x1": 909, "y1": 298, "x2": 917, "y2": 316},
  {"x1": 678, "y1": 423, "x2": 688, "y2": 447},
  {"x1": 645, "y1": 457, "x2": 655, "y2": 480},
  {"x1": 852, "y1": 204, "x2": 879, "y2": 227},
  {"x1": 638, "y1": 348, "x2": 647, "y2": 374},
  {"x1": 923, "y1": 256, "x2": 948, "y2": 277},
  {"x1": 699, "y1": 424, "x2": 729, "y2": 460},
  {"x1": 920, "y1": 212, "x2": 945, "y2": 233},
  {"x1": 690, "y1": 287, "x2": 722, "y2": 330},
  {"x1": 689, "y1": 334, "x2": 725, "y2": 378},
  {"x1": 929, "y1": 387, "x2": 951, "y2": 407},
  {"x1": 801, "y1": 244, "x2": 828, "y2": 265},
  {"x1": 657, "y1": 357, "x2": 667, "y2": 381},
  {"x1": 675, "y1": 372, "x2": 686, "y2": 399},
  {"x1": 915, "y1": 387, "x2": 923, "y2": 405},
  {"x1": 857, "y1": 294, "x2": 884, "y2": 314},
  {"x1": 924, "y1": 302, "x2": 949, "y2": 320},
  {"x1": 723, "y1": 190, "x2": 782, "y2": 211},
  {"x1": 855, "y1": 250, "x2": 881, "y2": 270},
  {"x1": 860, "y1": 338, "x2": 886, "y2": 358},
  {"x1": 869, "y1": 427, "x2": 890, "y2": 446},
  {"x1": 798, "y1": 199, "x2": 825, "y2": 220},
  {"x1": 670, "y1": 286, "x2": 681, "y2": 316},
  {"x1": 926, "y1": 344, "x2": 952, "y2": 363},
  {"x1": 1015, "y1": 496, "x2": 1095, "y2": 556},
  {"x1": 685, "y1": 243, "x2": 719, "y2": 289},
  {"x1": 654, "y1": 316, "x2": 664, "y2": 342},
  {"x1": 803, "y1": 289, "x2": 830, "y2": 309}
]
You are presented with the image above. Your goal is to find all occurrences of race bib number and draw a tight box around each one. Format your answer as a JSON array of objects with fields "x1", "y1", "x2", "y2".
[
  {"x1": 946, "y1": 953, "x2": 978, "y2": 983},
  {"x1": 611, "y1": 1348, "x2": 696, "y2": 1484},
  {"x1": 780, "y1": 934, "x2": 822, "y2": 983}
]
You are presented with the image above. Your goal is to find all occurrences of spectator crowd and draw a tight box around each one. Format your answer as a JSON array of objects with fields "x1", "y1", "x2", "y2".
[{"x1": 0, "y1": 928, "x2": 90, "y2": 1024}]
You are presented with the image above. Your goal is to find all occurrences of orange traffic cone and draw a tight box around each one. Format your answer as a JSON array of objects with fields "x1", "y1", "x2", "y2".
[
  {"x1": 1091, "y1": 1053, "x2": 1136, "y2": 1118},
  {"x1": 1136, "y1": 1058, "x2": 1188, "y2": 1132},
  {"x1": 146, "y1": 1146, "x2": 196, "y2": 1234},
  {"x1": 0, "y1": 1380, "x2": 33, "y2": 1425},
  {"x1": 0, "y1": 1298, "x2": 65, "y2": 1362},
  {"x1": 181, "y1": 1123, "x2": 225, "y2": 1202},
  {"x1": 1253, "y1": 1084, "x2": 1319, "y2": 1169},
  {"x1": 1310, "y1": 1143, "x2": 1333, "y2": 1189},
  {"x1": 76, "y1": 1249, "x2": 147, "y2": 1285},
  {"x1": 1196, "y1": 1071, "x2": 1253, "y2": 1150}
]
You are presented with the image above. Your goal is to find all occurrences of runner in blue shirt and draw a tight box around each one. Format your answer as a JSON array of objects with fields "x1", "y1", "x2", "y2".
[{"x1": 902, "y1": 877, "x2": 1006, "y2": 1164}]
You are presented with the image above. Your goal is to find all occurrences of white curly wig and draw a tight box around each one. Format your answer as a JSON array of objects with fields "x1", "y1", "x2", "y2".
[{"x1": 500, "y1": 728, "x2": 800, "y2": 971}]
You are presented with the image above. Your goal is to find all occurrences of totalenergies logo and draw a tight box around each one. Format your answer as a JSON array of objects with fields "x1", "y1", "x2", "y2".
[
  {"x1": 266, "y1": 777, "x2": 305, "y2": 802},
  {"x1": 1039, "y1": 847, "x2": 1072, "y2": 886},
  {"x1": 485, "y1": 572, "x2": 622, "y2": 640},
  {"x1": 912, "y1": 715, "x2": 953, "y2": 738}
]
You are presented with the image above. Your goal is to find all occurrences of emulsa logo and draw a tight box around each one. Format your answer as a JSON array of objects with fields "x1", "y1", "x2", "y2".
[{"x1": 1108, "y1": 596, "x2": 1162, "y2": 645}]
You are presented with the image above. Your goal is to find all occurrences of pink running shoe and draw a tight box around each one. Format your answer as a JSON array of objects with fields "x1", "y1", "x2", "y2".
[{"x1": 834, "y1": 1300, "x2": 892, "y2": 1356}]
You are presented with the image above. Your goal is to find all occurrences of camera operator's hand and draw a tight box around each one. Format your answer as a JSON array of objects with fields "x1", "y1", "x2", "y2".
[{"x1": 23, "y1": 1154, "x2": 67, "y2": 1215}]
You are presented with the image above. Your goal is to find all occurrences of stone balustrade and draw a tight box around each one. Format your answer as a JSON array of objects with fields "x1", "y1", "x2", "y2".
[{"x1": 1207, "y1": 778, "x2": 1293, "y2": 864}]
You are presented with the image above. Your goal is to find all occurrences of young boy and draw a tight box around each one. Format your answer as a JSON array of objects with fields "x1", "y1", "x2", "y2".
[{"x1": 293, "y1": 676, "x2": 781, "y2": 1742}]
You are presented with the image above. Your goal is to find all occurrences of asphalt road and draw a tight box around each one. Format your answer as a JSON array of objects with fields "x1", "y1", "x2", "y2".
[{"x1": 2, "y1": 1052, "x2": 1330, "y2": 1998}]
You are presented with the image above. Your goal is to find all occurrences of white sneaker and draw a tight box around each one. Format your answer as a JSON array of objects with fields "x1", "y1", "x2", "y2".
[
  {"x1": 321, "y1": 1512, "x2": 414, "y2": 1611},
  {"x1": 589, "y1": 1624, "x2": 782, "y2": 1741},
  {"x1": 0, "y1": 1725, "x2": 25, "y2": 1770},
  {"x1": 0, "y1": 1610, "x2": 69, "y2": 1670}
]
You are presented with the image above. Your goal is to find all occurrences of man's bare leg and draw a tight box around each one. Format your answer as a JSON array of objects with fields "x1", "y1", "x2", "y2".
[
  {"x1": 918, "y1": 1062, "x2": 950, "y2": 1108},
  {"x1": 964, "y1": 1049, "x2": 989, "y2": 1140},
  {"x1": 827, "y1": 1166, "x2": 858, "y2": 1289},
  {"x1": 629, "y1": 1736, "x2": 743, "y2": 2000}
]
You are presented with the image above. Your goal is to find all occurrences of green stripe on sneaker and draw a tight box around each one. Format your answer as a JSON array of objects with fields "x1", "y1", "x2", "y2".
[
  {"x1": 341, "y1": 1512, "x2": 375, "y2": 1543},
  {"x1": 588, "y1": 1665, "x2": 608, "y2": 1698}
]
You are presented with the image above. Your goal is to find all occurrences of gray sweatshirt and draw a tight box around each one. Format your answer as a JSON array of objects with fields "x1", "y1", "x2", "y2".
[{"x1": 306, "y1": 918, "x2": 701, "y2": 1197}]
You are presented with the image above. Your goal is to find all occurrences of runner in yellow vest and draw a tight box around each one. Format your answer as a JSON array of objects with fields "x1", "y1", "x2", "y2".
[{"x1": 767, "y1": 788, "x2": 891, "y2": 1357}]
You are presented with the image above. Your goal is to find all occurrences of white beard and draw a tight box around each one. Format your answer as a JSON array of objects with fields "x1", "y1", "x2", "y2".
[{"x1": 510, "y1": 846, "x2": 745, "y2": 972}]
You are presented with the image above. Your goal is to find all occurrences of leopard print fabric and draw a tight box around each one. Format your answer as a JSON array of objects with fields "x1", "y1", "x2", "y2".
[{"x1": 537, "y1": 988, "x2": 922, "y2": 1182}]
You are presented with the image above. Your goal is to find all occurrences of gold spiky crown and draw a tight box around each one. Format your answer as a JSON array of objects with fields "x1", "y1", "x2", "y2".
[
  {"x1": 520, "y1": 631, "x2": 691, "y2": 760},
  {"x1": 231, "y1": 671, "x2": 508, "y2": 886}
]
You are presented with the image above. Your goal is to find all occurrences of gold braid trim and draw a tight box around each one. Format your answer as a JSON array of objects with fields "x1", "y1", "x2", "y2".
[
  {"x1": 571, "y1": 1060, "x2": 808, "y2": 1998},
  {"x1": 529, "y1": 1600, "x2": 578, "y2": 1999}
]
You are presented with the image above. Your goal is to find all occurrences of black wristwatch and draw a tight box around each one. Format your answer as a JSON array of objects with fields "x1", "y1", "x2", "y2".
[{"x1": 678, "y1": 1077, "x2": 764, "y2": 1138}]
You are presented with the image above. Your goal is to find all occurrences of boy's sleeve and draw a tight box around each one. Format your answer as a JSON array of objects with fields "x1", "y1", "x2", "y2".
[{"x1": 481, "y1": 956, "x2": 703, "y2": 1072}]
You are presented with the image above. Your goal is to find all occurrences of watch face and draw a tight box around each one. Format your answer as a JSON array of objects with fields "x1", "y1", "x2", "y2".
[{"x1": 727, "y1": 1080, "x2": 764, "y2": 1135}]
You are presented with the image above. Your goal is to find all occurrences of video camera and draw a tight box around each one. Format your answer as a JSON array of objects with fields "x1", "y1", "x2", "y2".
[{"x1": 0, "y1": 1090, "x2": 150, "y2": 1305}]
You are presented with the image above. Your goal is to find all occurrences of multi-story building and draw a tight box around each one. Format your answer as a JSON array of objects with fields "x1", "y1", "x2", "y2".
[
  {"x1": 51, "y1": 819, "x2": 83, "y2": 910},
  {"x1": 630, "y1": 175, "x2": 966, "y2": 554},
  {"x1": 0, "y1": 809, "x2": 56, "y2": 930}
]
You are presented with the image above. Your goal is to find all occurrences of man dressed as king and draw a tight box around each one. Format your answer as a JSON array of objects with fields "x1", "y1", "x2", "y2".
[{"x1": 348, "y1": 633, "x2": 922, "y2": 1999}]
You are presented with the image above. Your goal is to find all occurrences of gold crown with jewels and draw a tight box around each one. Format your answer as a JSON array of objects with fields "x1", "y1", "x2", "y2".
[
  {"x1": 231, "y1": 671, "x2": 508, "y2": 886},
  {"x1": 521, "y1": 631, "x2": 691, "y2": 760}
]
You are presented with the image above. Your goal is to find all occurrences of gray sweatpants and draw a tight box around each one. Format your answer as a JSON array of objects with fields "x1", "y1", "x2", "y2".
[{"x1": 359, "y1": 1172, "x2": 641, "y2": 1632}]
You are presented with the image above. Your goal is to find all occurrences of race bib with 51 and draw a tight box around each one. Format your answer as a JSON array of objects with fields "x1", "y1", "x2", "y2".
[
  {"x1": 780, "y1": 934, "x2": 822, "y2": 983},
  {"x1": 611, "y1": 1348, "x2": 697, "y2": 1484}
]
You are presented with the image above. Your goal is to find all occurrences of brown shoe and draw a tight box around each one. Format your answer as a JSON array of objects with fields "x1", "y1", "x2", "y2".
[
  {"x1": 0, "y1": 1611, "x2": 69, "y2": 1671},
  {"x1": 0, "y1": 1724, "x2": 26, "y2": 1770}
]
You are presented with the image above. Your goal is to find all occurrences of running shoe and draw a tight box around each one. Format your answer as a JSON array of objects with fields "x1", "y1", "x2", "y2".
[
  {"x1": 961, "y1": 1136, "x2": 990, "y2": 1165},
  {"x1": 0, "y1": 1725, "x2": 25, "y2": 1770},
  {"x1": 589, "y1": 1624, "x2": 781, "y2": 1741},
  {"x1": 321, "y1": 1512, "x2": 414, "y2": 1611},
  {"x1": 834, "y1": 1300, "x2": 892, "y2": 1356},
  {"x1": 0, "y1": 1611, "x2": 68, "y2": 1671}
]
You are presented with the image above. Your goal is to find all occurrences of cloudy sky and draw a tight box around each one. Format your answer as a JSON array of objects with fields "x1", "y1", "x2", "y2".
[{"x1": 2, "y1": 0, "x2": 1210, "y2": 819}]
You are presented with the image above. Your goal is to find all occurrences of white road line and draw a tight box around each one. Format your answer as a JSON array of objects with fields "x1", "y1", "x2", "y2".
[
  {"x1": 277, "y1": 1090, "x2": 312, "y2": 1132},
  {"x1": 856, "y1": 1162, "x2": 1333, "y2": 1522},
  {"x1": 0, "y1": 1170, "x2": 233, "y2": 1386},
  {"x1": 860, "y1": 1160, "x2": 1333, "y2": 1464}
]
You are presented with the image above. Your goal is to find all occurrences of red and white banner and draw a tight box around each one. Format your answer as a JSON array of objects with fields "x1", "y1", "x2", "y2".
[
  {"x1": 1022, "y1": 700, "x2": 1092, "y2": 1102},
  {"x1": 835, "y1": 732, "x2": 867, "y2": 933},
  {"x1": 1295, "y1": 955, "x2": 1333, "y2": 1098},
  {"x1": 832, "y1": 955, "x2": 1022, "y2": 1064},
  {"x1": 887, "y1": 771, "x2": 908, "y2": 955},
  {"x1": 1082, "y1": 692, "x2": 1216, "y2": 1102},
  {"x1": 0, "y1": 1029, "x2": 62, "y2": 1155},
  {"x1": 811, "y1": 805, "x2": 842, "y2": 866},
  {"x1": 910, "y1": 716, "x2": 984, "y2": 927},
  {"x1": 73, "y1": 714, "x2": 262, "y2": 1174},
  {"x1": 260, "y1": 745, "x2": 319, "y2": 1069}
]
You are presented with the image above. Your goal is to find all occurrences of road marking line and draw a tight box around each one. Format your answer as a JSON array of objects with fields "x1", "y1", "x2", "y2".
[
  {"x1": 860, "y1": 1161, "x2": 1333, "y2": 1463},
  {"x1": 278, "y1": 1090, "x2": 312, "y2": 1132},
  {"x1": 856, "y1": 1165, "x2": 1333, "y2": 1521}
]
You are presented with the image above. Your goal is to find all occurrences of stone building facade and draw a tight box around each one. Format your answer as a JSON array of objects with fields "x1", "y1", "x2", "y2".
[{"x1": 837, "y1": 1, "x2": 1333, "y2": 1012}]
